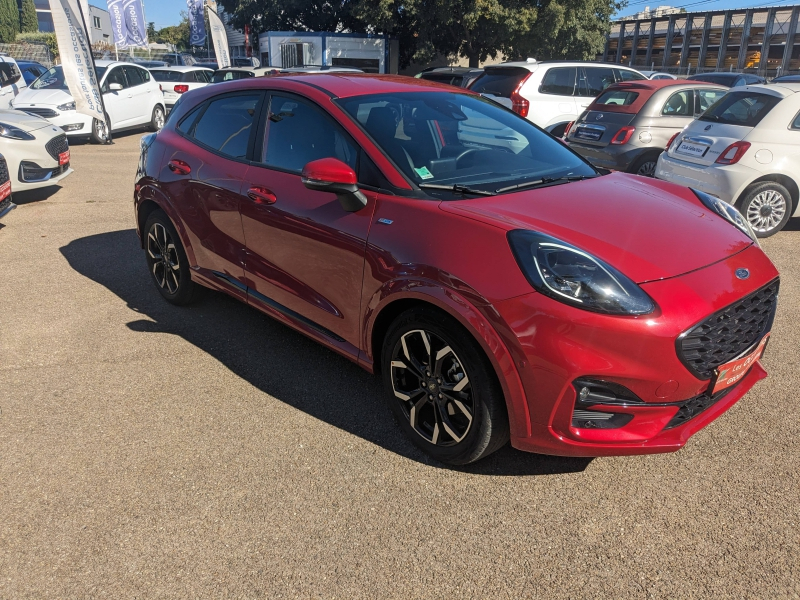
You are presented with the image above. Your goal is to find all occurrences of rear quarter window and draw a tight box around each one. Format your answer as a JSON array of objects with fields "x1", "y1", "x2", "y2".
[{"x1": 539, "y1": 67, "x2": 577, "y2": 96}]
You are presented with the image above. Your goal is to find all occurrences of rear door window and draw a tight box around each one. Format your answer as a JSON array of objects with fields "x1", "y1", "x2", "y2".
[
  {"x1": 190, "y1": 93, "x2": 262, "y2": 159},
  {"x1": 661, "y1": 90, "x2": 692, "y2": 116},
  {"x1": 698, "y1": 91, "x2": 782, "y2": 127},
  {"x1": 615, "y1": 69, "x2": 646, "y2": 81},
  {"x1": 123, "y1": 66, "x2": 145, "y2": 87},
  {"x1": 470, "y1": 67, "x2": 530, "y2": 97},
  {"x1": 578, "y1": 67, "x2": 615, "y2": 97},
  {"x1": 540, "y1": 67, "x2": 577, "y2": 96}
]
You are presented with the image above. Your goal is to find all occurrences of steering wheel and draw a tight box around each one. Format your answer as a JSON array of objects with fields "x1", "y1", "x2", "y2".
[{"x1": 454, "y1": 148, "x2": 479, "y2": 166}]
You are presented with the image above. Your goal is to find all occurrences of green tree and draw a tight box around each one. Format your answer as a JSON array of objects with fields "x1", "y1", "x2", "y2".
[
  {"x1": 0, "y1": 0, "x2": 20, "y2": 43},
  {"x1": 155, "y1": 13, "x2": 190, "y2": 49},
  {"x1": 147, "y1": 21, "x2": 156, "y2": 39},
  {"x1": 19, "y1": 0, "x2": 37, "y2": 33}
]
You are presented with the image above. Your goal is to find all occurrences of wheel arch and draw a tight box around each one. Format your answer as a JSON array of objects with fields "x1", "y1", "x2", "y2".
[
  {"x1": 365, "y1": 286, "x2": 532, "y2": 440},
  {"x1": 135, "y1": 193, "x2": 197, "y2": 266},
  {"x1": 737, "y1": 173, "x2": 799, "y2": 215}
]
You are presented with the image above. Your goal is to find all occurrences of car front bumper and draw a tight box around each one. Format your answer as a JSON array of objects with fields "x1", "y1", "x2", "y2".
[
  {"x1": 655, "y1": 152, "x2": 756, "y2": 205},
  {"x1": 493, "y1": 243, "x2": 778, "y2": 456}
]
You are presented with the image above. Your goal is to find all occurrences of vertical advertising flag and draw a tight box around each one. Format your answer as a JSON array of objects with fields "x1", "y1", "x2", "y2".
[
  {"x1": 106, "y1": 0, "x2": 129, "y2": 46},
  {"x1": 207, "y1": 7, "x2": 230, "y2": 68},
  {"x1": 187, "y1": 0, "x2": 205, "y2": 47},
  {"x1": 123, "y1": 0, "x2": 148, "y2": 47},
  {"x1": 48, "y1": 0, "x2": 105, "y2": 121}
]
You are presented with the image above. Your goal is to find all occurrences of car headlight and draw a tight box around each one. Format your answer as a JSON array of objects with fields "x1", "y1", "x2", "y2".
[
  {"x1": 691, "y1": 188, "x2": 759, "y2": 246},
  {"x1": 0, "y1": 123, "x2": 35, "y2": 140},
  {"x1": 57, "y1": 101, "x2": 76, "y2": 111},
  {"x1": 507, "y1": 230, "x2": 656, "y2": 315}
]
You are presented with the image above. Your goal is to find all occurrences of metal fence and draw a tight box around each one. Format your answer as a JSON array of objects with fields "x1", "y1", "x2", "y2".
[{"x1": 0, "y1": 42, "x2": 54, "y2": 67}]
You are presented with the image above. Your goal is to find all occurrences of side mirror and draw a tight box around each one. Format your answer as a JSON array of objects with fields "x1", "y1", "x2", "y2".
[
  {"x1": 109, "y1": 83, "x2": 123, "y2": 91},
  {"x1": 301, "y1": 157, "x2": 367, "y2": 212}
]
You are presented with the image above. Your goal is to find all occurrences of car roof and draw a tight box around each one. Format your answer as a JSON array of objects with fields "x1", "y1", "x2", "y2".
[
  {"x1": 95, "y1": 60, "x2": 139, "y2": 68},
  {"x1": 150, "y1": 65, "x2": 212, "y2": 72},
  {"x1": 486, "y1": 59, "x2": 641, "y2": 72},
  {"x1": 422, "y1": 66, "x2": 483, "y2": 74},
  {"x1": 609, "y1": 79, "x2": 722, "y2": 91},
  {"x1": 744, "y1": 82, "x2": 800, "y2": 96}
]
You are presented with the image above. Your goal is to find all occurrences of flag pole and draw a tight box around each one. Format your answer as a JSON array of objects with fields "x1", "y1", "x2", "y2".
[{"x1": 74, "y1": 0, "x2": 113, "y2": 144}]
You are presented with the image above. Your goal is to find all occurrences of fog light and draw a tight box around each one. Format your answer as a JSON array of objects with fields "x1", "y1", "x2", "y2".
[
  {"x1": 579, "y1": 386, "x2": 589, "y2": 401},
  {"x1": 62, "y1": 123, "x2": 84, "y2": 131}
]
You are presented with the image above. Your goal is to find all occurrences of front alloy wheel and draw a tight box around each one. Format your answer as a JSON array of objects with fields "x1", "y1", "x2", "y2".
[
  {"x1": 739, "y1": 181, "x2": 792, "y2": 237},
  {"x1": 390, "y1": 329, "x2": 474, "y2": 446}
]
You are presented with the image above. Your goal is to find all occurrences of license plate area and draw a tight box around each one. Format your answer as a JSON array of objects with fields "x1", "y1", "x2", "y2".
[
  {"x1": 676, "y1": 140, "x2": 709, "y2": 158},
  {"x1": 575, "y1": 125, "x2": 605, "y2": 141},
  {"x1": 59, "y1": 150, "x2": 70, "y2": 166},
  {"x1": 711, "y1": 333, "x2": 770, "y2": 394}
]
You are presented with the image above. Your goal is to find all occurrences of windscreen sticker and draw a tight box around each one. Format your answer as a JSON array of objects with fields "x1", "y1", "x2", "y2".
[{"x1": 414, "y1": 166, "x2": 434, "y2": 180}]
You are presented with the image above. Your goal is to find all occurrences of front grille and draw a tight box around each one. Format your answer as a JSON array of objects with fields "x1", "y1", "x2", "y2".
[
  {"x1": 0, "y1": 155, "x2": 9, "y2": 185},
  {"x1": 17, "y1": 107, "x2": 58, "y2": 118},
  {"x1": 677, "y1": 279, "x2": 779, "y2": 380},
  {"x1": 45, "y1": 134, "x2": 69, "y2": 162}
]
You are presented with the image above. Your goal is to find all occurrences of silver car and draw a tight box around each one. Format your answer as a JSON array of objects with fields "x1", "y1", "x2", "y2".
[{"x1": 566, "y1": 80, "x2": 726, "y2": 176}]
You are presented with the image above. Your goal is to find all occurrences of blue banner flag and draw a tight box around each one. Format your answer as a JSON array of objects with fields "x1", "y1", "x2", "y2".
[
  {"x1": 123, "y1": 0, "x2": 148, "y2": 47},
  {"x1": 106, "y1": 0, "x2": 128, "y2": 46},
  {"x1": 187, "y1": 0, "x2": 206, "y2": 47}
]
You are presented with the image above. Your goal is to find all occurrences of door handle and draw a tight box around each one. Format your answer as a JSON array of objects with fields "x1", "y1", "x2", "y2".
[
  {"x1": 167, "y1": 159, "x2": 191, "y2": 175},
  {"x1": 247, "y1": 187, "x2": 277, "y2": 204}
]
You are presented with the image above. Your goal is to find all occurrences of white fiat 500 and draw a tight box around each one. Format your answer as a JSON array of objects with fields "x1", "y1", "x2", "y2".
[
  {"x1": 11, "y1": 60, "x2": 165, "y2": 143},
  {"x1": 656, "y1": 83, "x2": 800, "y2": 237}
]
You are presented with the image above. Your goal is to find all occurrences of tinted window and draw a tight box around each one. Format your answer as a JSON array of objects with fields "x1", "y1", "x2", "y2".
[
  {"x1": 698, "y1": 91, "x2": 781, "y2": 127},
  {"x1": 211, "y1": 70, "x2": 254, "y2": 83},
  {"x1": 695, "y1": 88, "x2": 726, "y2": 114},
  {"x1": 616, "y1": 69, "x2": 646, "y2": 81},
  {"x1": 691, "y1": 74, "x2": 736, "y2": 86},
  {"x1": 123, "y1": 66, "x2": 145, "y2": 86},
  {"x1": 420, "y1": 73, "x2": 466, "y2": 87},
  {"x1": 0, "y1": 62, "x2": 21, "y2": 87},
  {"x1": 469, "y1": 67, "x2": 530, "y2": 97},
  {"x1": 540, "y1": 67, "x2": 577, "y2": 96},
  {"x1": 176, "y1": 104, "x2": 202, "y2": 133},
  {"x1": 337, "y1": 91, "x2": 596, "y2": 196},
  {"x1": 191, "y1": 93, "x2": 260, "y2": 159},
  {"x1": 102, "y1": 67, "x2": 127, "y2": 92},
  {"x1": 151, "y1": 70, "x2": 183, "y2": 82},
  {"x1": 578, "y1": 67, "x2": 614, "y2": 96},
  {"x1": 264, "y1": 94, "x2": 358, "y2": 172},
  {"x1": 662, "y1": 91, "x2": 692, "y2": 116},
  {"x1": 595, "y1": 90, "x2": 639, "y2": 106}
]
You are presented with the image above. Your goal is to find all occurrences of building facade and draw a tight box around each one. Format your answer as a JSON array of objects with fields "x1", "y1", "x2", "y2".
[
  {"x1": 604, "y1": 5, "x2": 800, "y2": 77},
  {"x1": 87, "y1": 5, "x2": 112, "y2": 45}
]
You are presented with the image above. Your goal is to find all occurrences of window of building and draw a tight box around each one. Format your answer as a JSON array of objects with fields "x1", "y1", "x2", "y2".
[{"x1": 93, "y1": 15, "x2": 101, "y2": 28}]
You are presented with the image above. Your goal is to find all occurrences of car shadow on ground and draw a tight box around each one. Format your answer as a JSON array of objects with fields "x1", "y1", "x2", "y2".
[
  {"x1": 60, "y1": 229, "x2": 592, "y2": 476},
  {"x1": 12, "y1": 186, "x2": 62, "y2": 205},
  {"x1": 781, "y1": 217, "x2": 800, "y2": 232}
]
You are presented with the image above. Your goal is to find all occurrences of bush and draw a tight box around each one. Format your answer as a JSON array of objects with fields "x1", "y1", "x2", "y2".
[{"x1": 16, "y1": 31, "x2": 58, "y2": 60}]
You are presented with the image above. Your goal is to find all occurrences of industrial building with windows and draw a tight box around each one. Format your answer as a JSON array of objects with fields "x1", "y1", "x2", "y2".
[{"x1": 603, "y1": 4, "x2": 800, "y2": 77}]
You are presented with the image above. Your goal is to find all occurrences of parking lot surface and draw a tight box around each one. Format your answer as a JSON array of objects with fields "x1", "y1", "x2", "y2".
[{"x1": 1, "y1": 133, "x2": 798, "y2": 598}]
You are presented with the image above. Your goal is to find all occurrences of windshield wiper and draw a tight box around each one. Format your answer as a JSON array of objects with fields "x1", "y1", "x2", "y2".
[
  {"x1": 495, "y1": 175, "x2": 598, "y2": 194},
  {"x1": 418, "y1": 183, "x2": 497, "y2": 197}
]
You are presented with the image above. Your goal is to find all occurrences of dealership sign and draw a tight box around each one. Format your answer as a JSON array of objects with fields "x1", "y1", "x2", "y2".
[{"x1": 187, "y1": 0, "x2": 206, "y2": 47}]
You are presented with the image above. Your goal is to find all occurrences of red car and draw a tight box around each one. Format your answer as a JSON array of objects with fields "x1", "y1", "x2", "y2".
[{"x1": 134, "y1": 74, "x2": 779, "y2": 465}]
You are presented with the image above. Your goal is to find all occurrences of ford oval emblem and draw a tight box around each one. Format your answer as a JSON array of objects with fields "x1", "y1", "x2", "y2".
[
  {"x1": 735, "y1": 268, "x2": 750, "y2": 280},
  {"x1": 704, "y1": 124, "x2": 712, "y2": 131}
]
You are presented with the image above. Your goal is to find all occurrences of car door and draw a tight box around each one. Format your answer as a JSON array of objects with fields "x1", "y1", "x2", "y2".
[
  {"x1": 122, "y1": 66, "x2": 154, "y2": 125},
  {"x1": 240, "y1": 91, "x2": 377, "y2": 346},
  {"x1": 101, "y1": 66, "x2": 136, "y2": 127},
  {"x1": 159, "y1": 91, "x2": 261, "y2": 290},
  {"x1": 538, "y1": 66, "x2": 578, "y2": 128}
]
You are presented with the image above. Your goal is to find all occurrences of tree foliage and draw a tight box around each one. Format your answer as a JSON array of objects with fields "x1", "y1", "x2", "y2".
[
  {"x1": 215, "y1": 0, "x2": 620, "y2": 68},
  {"x1": 0, "y1": 0, "x2": 20, "y2": 44},
  {"x1": 19, "y1": 0, "x2": 37, "y2": 34},
  {"x1": 154, "y1": 13, "x2": 191, "y2": 49},
  {"x1": 16, "y1": 31, "x2": 58, "y2": 60}
]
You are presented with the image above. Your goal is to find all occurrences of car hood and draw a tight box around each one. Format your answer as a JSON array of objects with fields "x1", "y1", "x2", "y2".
[
  {"x1": 439, "y1": 173, "x2": 754, "y2": 284},
  {"x1": 0, "y1": 108, "x2": 55, "y2": 132},
  {"x1": 13, "y1": 87, "x2": 73, "y2": 107}
]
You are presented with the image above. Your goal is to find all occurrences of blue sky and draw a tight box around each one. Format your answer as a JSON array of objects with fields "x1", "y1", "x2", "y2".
[{"x1": 88, "y1": 0, "x2": 800, "y2": 32}]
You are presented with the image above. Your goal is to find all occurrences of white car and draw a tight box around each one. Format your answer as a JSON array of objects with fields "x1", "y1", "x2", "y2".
[
  {"x1": 149, "y1": 66, "x2": 213, "y2": 110},
  {"x1": 468, "y1": 60, "x2": 647, "y2": 137},
  {"x1": 11, "y1": 60, "x2": 165, "y2": 143},
  {"x1": 0, "y1": 56, "x2": 29, "y2": 109},
  {"x1": 0, "y1": 109, "x2": 72, "y2": 192},
  {"x1": 656, "y1": 83, "x2": 800, "y2": 237}
]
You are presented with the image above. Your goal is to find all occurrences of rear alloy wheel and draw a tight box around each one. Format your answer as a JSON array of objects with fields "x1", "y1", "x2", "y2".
[
  {"x1": 144, "y1": 209, "x2": 196, "y2": 305},
  {"x1": 631, "y1": 154, "x2": 660, "y2": 177},
  {"x1": 150, "y1": 105, "x2": 165, "y2": 132},
  {"x1": 91, "y1": 116, "x2": 109, "y2": 144},
  {"x1": 381, "y1": 308, "x2": 509, "y2": 465},
  {"x1": 738, "y1": 181, "x2": 792, "y2": 238}
]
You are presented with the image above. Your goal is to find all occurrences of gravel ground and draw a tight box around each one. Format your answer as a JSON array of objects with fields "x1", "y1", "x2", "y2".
[{"x1": 0, "y1": 132, "x2": 798, "y2": 599}]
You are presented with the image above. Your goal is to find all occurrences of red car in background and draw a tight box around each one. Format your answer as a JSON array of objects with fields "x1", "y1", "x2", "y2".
[{"x1": 134, "y1": 74, "x2": 779, "y2": 465}]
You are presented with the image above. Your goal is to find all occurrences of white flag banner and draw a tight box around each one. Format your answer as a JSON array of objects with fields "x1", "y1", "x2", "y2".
[
  {"x1": 49, "y1": 0, "x2": 104, "y2": 121},
  {"x1": 207, "y1": 7, "x2": 230, "y2": 69}
]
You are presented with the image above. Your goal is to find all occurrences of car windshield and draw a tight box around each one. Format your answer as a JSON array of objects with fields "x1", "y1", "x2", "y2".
[
  {"x1": 698, "y1": 91, "x2": 782, "y2": 127},
  {"x1": 150, "y1": 70, "x2": 183, "y2": 82},
  {"x1": 337, "y1": 91, "x2": 596, "y2": 196},
  {"x1": 31, "y1": 65, "x2": 107, "y2": 90}
]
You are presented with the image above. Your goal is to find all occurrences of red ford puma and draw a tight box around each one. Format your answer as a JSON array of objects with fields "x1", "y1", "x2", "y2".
[{"x1": 134, "y1": 74, "x2": 779, "y2": 465}]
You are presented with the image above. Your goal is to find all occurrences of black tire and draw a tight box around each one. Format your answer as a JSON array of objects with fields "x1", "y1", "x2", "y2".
[
  {"x1": 736, "y1": 181, "x2": 792, "y2": 238},
  {"x1": 381, "y1": 307, "x2": 510, "y2": 465},
  {"x1": 150, "y1": 105, "x2": 165, "y2": 132},
  {"x1": 143, "y1": 209, "x2": 197, "y2": 305},
  {"x1": 90, "y1": 114, "x2": 109, "y2": 144},
  {"x1": 549, "y1": 123, "x2": 568, "y2": 138},
  {"x1": 629, "y1": 152, "x2": 660, "y2": 177}
]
